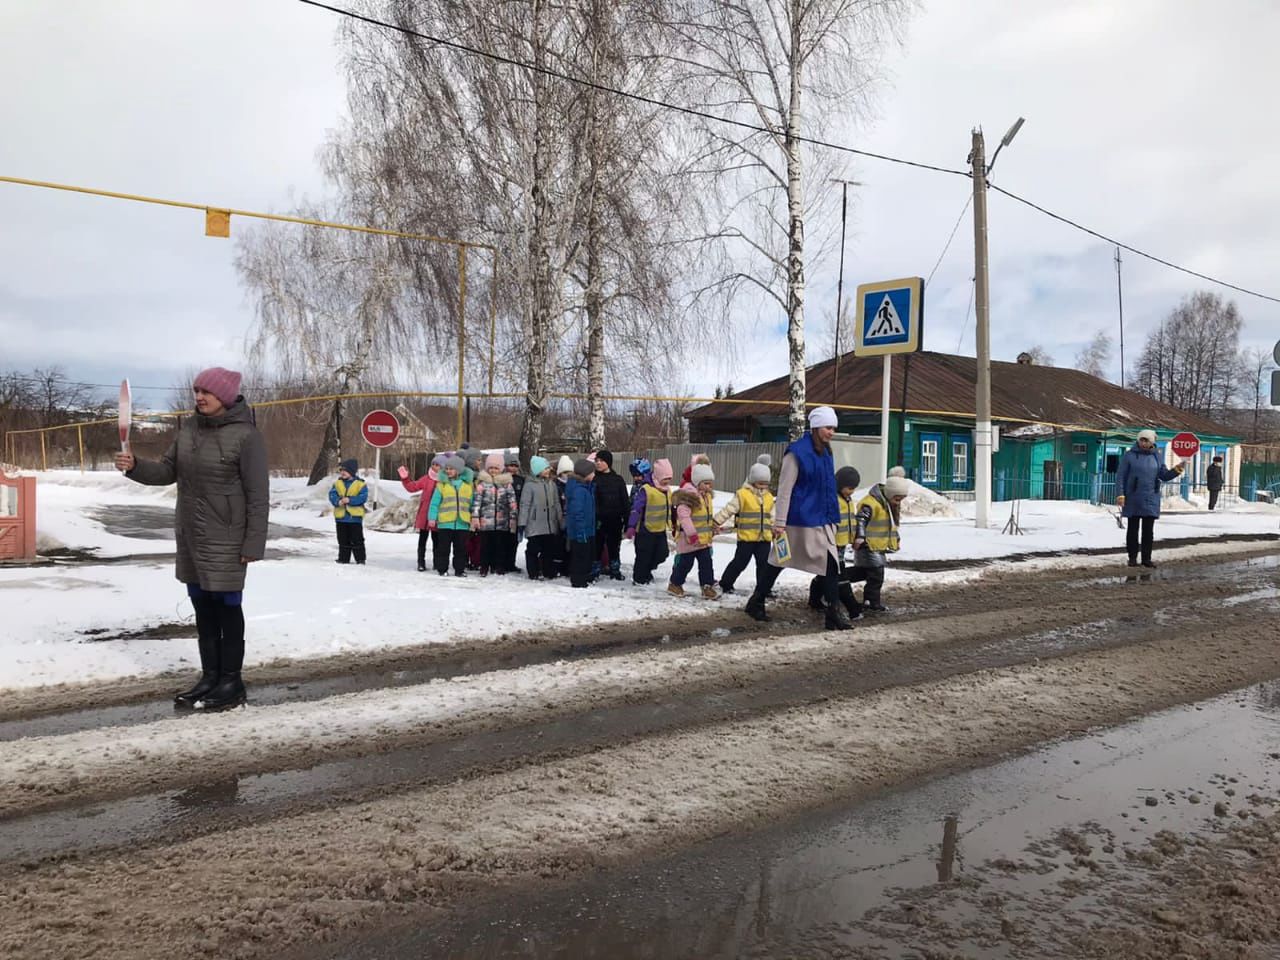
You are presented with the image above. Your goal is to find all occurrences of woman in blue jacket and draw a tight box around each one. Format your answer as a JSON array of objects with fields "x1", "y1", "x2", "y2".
[{"x1": 1115, "y1": 429, "x2": 1185, "y2": 568}]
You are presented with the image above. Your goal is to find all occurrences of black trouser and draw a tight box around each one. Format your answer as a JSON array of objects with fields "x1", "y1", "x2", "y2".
[
  {"x1": 597, "y1": 517, "x2": 625, "y2": 567},
  {"x1": 501, "y1": 530, "x2": 519, "y2": 571},
  {"x1": 568, "y1": 539, "x2": 595, "y2": 587},
  {"x1": 1208, "y1": 488, "x2": 1221, "y2": 511},
  {"x1": 416, "y1": 530, "x2": 430, "y2": 567},
  {"x1": 753, "y1": 553, "x2": 840, "y2": 607},
  {"x1": 843, "y1": 564, "x2": 886, "y2": 606},
  {"x1": 1126, "y1": 516, "x2": 1155, "y2": 563},
  {"x1": 335, "y1": 521, "x2": 366, "y2": 563},
  {"x1": 433, "y1": 528, "x2": 470, "y2": 575},
  {"x1": 480, "y1": 530, "x2": 505, "y2": 571},
  {"x1": 526, "y1": 533, "x2": 558, "y2": 579},
  {"x1": 632, "y1": 527, "x2": 669, "y2": 583},
  {"x1": 671, "y1": 548, "x2": 714, "y2": 587},
  {"x1": 718, "y1": 540, "x2": 770, "y2": 592}
]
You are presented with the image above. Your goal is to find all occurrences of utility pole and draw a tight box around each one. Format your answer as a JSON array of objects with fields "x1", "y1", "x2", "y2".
[
  {"x1": 970, "y1": 129, "x2": 993, "y2": 530},
  {"x1": 1115, "y1": 247, "x2": 1125, "y2": 386},
  {"x1": 970, "y1": 118, "x2": 1022, "y2": 531}
]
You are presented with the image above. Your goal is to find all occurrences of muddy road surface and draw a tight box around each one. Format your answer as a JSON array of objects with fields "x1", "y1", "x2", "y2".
[{"x1": 2, "y1": 547, "x2": 1278, "y2": 959}]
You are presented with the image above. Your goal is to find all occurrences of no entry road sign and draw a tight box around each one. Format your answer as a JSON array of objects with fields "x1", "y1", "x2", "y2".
[{"x1": 361, "y1": 410, "x2": 401, "y2": 448}]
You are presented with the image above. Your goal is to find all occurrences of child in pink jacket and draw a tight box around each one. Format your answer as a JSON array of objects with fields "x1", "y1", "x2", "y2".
[
  {"x1": 399, "y1": 454, "x2": 445, "y2": 571},
  {"x1": 667, "y1": 462, "x2": 720, "y2": 600}
]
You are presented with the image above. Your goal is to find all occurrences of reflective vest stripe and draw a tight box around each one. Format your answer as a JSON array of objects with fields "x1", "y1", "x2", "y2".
[
  {"x1": 643, "y1": 485, "x2": 670, "y2": 533},
  {"x1": 333, "y1": 478, "x2": 366, "y2": 520}
]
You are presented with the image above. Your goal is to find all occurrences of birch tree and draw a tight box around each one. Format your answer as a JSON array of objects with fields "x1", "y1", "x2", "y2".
[
  {"x1": 1074, "y1": 329, "x2": 1113, "y2": 380},
  {"x1": 663, "y1": 0, "x2": 907, "y2": 438},
  {"x1": 1131, "y1": 292, "x2": 1243, "y2": 416}
]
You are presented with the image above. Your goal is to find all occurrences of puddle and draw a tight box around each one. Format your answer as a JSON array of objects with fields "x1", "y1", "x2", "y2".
[
  {"x1": 326, "y1": 680, "x2": 1280, "y2": 959},
  {"x1": 87, "y1": 504, "x2": 321, "y2": 542}
]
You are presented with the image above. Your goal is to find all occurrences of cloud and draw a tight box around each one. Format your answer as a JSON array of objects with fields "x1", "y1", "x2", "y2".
[{"x1": 2, "y1": 0, "x2": 1276, "y2": 409}]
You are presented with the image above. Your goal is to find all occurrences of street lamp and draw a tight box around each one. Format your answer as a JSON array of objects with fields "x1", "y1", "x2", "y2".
[
  {"x1": 971, "y1": 117, "x2": 1024, "y2": 530},
  {"x1": 831, "y1": 178, "x2": 864, "y2": 401}
]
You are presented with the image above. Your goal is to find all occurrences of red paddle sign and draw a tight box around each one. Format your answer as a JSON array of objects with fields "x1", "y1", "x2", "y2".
[
  {"x1": 1169, "y1": 432, "x2": 1200, "y2": 459},
  {"x1": 361, "y1": 410, "x2": 400, "y2": 448}
]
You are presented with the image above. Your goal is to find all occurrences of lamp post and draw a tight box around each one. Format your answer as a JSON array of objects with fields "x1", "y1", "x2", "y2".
[
  {"x1": 971, "y1": 117, "x2": 1023, "y2": 530},
  {"x1": 831, "y1": 178, "x2": 863, "y2": 401}
]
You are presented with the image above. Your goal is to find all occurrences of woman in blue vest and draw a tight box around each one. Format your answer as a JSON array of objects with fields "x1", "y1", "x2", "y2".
[
  {"x1": 1115, "y1": 428, "x2": 1185, "y2": 568},
  {"x1": 745, "y1": 406, "x2": 853, "y2": 629}
]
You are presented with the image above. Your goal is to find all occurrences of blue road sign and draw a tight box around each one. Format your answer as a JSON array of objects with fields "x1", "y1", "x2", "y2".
[{"x1": 855, "y1": 277, "x2": 924, "y2": 356}]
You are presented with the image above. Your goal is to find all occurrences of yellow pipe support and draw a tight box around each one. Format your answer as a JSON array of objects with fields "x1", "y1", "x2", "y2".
[
  {"x1": 40, "y1": 432, "x2": 47, "y2": 471},
  {"x1": 488, "y1": 250, "x2": 499, "y2": 396},
  {"x1": 0, "y1": 175, "x2": 492, "y2": 252}
]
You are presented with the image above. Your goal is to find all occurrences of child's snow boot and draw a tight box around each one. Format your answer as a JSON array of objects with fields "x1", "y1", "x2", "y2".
[
  {"x1": 667, "y1": 583, "x2": 685, "y2": 598},
  {"x1": 701, "y1": 585, "x2": 720, "y2": 601}
]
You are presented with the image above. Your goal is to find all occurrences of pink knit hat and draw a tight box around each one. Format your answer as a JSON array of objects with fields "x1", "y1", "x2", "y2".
[
  {"x1": 193, "y1": 367, "x2": 242, "y2": 407},
  {"x1": 651, "y1": 458, "x2": 674, "y2": 484},
  {"x1": 484, "y1": 452, "x2": 505, "y2": 472}
]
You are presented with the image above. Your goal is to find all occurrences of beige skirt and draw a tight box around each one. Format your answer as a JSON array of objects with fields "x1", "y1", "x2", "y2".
[{"x1": 770, "y1": 523, "x2": 838, "y2": 576}]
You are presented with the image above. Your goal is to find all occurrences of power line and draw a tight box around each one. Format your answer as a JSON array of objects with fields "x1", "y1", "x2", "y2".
[
  {"x1": 300, "y1": 0, "x2": 1280, "y2": 308},
  {"x1": 989, "y1": 183, "x2": 1280, "y2": 305},
  {"x1": 926, "y1": 192, "x2": 973, "y2": 287},
  {"x1": 295, "y1": 0, "x2": 969, "y2": 178}
]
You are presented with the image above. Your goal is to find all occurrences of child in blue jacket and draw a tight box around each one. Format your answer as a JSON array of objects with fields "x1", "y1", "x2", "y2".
[
  {"x1": 564, "y1": 458, "x2": 597, "y2": 588},
  {"x1": 329, "y1": 458, "x2": 369, "y2": 564}
]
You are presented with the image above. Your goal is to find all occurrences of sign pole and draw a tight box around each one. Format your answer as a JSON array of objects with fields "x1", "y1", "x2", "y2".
[
  {"x1": 373, "y1": 446, "x2": 381, "y2": 511},
  {"x1": 880, "y1": 355, "x2": 892, "y2": 481},
  {"x1": 971, "y1": 128, "x2": 993, "y2": 531}
]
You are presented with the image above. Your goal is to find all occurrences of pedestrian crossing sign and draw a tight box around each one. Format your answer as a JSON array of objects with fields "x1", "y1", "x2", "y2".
[{"x1": 855, "y1": 276, "x2": 924, "y2": 356}]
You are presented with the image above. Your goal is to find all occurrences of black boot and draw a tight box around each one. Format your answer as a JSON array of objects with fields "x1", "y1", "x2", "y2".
[
  {"x1": 609, "y1": 560, "x2": 624, "y2": 581},
  {"x1": 199, "y1": 604, "x2": 247, "y2": 711},
  {"x1": 825, "y1": 605, "x2": 854, "y2": 630},
  {"x1": 838, "y1": 583, "x2": 862, "y2": 621},
  {"x1": 175, "y1": 595, "x2": 221, "y2": 708},
  {"x1": 745, "y1": 591, "x2": 770, "y2": 622},
  {"x1": 807, "y1": 577, "x2": 826, "y2": 611}
]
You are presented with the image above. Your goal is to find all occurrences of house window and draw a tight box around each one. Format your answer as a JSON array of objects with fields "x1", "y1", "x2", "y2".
[
  {"x1": 1071, "y1": 442, "x2": 1087, "y2": 455},
  {"x1": 952, "y1": 441, "x2": 968, "y2": 484},
  {"x1": 921, "y1": 440, "x2": 938, "y2": 483}
]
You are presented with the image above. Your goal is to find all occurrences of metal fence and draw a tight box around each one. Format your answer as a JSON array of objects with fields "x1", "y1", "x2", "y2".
[{"x1": 905, "y1": 466, "x2": 1253, "y2": 507}]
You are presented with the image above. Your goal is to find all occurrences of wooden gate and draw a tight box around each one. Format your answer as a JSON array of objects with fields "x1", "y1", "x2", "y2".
[{"x1": 0, "y1": 474, "x2": 36, "y2": 560}]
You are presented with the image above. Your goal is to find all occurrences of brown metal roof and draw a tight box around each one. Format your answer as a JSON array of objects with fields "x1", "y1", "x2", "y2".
[{"x1": 688, "y1": 350, "x2": 1240, "y2": 438}]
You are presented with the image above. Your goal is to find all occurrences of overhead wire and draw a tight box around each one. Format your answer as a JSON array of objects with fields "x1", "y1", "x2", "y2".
[{"x1": 298, "y1": 0, "x2": 1280, "y2": 306}]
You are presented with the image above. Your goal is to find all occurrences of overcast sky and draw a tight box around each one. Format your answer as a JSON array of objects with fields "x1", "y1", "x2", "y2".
[{"x1": 1, "y1": 0, "x2": 1277, "y2": 409}]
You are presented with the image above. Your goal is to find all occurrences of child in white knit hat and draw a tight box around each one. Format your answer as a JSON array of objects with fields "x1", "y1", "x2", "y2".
[
  {"x1": 713, "y1": 455, "x2": 774, "y2": 595},
  {"x1": 668, "y1": 461, "x2": 720, "y2": 599},
  {"x1": 845, "y1": 474, "x2": 909, "y2": 613}
]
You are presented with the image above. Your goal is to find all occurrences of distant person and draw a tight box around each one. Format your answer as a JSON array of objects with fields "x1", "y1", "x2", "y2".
[
  {"x1": 504, "y1": 452, "x2": 525, "y2": 572},
  {"x1": 714, "y1": 455, "x2": 774, "y2": 596},
  {"x1": 565, "y1": 459, "x2": 597, "y2": 588},
  {"x1": 427, "y1": 455, "x2": 473, "y2": 576},
  {"x1": 1206, "y1": 455, "x2": 1224, "y2": 511},
  {"x1": 329, "y1": 459, "x2": 368, "y2": 565},
  {"x1": 627, "y1": 458, "x2": 674, "y2": 585},
  {"x1": 846, "y1": 474, "x2": 908, "y2": 613},
  {"x1": 519, "y1": 456, "x2": 563, "y2": 580},
  {"x1": 668, "y1": 461, "x2": 720, "y2": 599},
  {"x1": 592, "y1": 450, "x2": 630, "y2": 581},
  {"x1": 471, "y1": 453, "x2": 518, "y2": 577},
  {"x1": 399, "y1": 454, "x2": 445, "y2": 571},
  {"x1": 745, "y1": 406, "x2": 852, "y2": 629},
  {"x1": 1115, "y1": 429, "x2": 1186, "y2": 568},
  {"x1": 114, "y1": 366, "x2": 268, "y2": 711}
]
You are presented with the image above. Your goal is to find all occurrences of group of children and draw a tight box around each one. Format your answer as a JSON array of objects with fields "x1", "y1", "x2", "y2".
[{"x1": 328, "y1": 447, "x2": 907, "y2": 615}]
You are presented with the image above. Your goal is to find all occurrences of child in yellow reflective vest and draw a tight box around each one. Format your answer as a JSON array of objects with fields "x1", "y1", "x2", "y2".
[
  {"x1": 808, "y1": 465, "x2": 861, "y2": 617},
  {"x1": 427, "y1": 455, "x2": 473, "y2": 577},
  {"x1": 329, "y1": 458, "x2": 368, "y2": 564},
  {"x1": 667, "y1": 462, "x2": 720, "y2": 599},
  {"x1": 845, "y1": 473, "x2": 908, "y2": 613},
  {"x1": 626, "y1": 458, "x2": 674, "y2": 585},
  {"x1": 713, "y1": 454, "x2": 774, "y2": 595}
]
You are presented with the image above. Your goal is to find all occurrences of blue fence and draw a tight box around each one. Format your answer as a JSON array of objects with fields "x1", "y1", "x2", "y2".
[{"x1": 908, "y1": 468, "x2": 1246, "y2": 506}]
